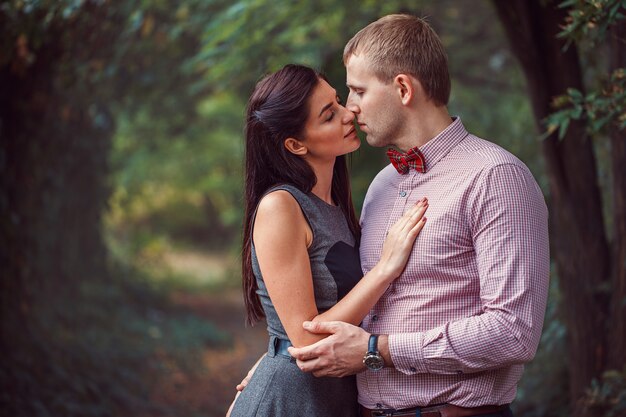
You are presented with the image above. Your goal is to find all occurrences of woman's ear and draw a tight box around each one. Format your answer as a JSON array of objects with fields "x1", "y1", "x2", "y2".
[
  {"x1": 394, "y1": 74, "x2": 417, "y2": 106},
  {"x1": 284, "y1": 138, "x2": 308, "y2": 156}
]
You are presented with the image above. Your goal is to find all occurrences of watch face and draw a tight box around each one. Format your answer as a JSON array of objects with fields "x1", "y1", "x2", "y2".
[{"x1": 364, "y1": 354, "x2": 384, "y2": 371}]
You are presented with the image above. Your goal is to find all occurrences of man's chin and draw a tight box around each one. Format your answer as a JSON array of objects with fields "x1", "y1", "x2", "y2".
[{"x1": 364, "y1": 135, "x2": 386, "y2": 148}]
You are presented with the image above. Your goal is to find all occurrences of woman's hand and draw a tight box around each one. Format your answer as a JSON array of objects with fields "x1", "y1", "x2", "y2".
[{"x1": 374, "y1": 197, "x2": 428, "y2": 281}]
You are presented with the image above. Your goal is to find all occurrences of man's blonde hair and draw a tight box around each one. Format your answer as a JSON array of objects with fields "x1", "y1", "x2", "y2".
[{"x1": 343, "y1": 14, "x2": 451, "y2": 106}]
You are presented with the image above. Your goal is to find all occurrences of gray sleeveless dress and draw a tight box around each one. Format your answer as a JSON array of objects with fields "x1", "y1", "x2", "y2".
[{"x1": 230, "y1": 184, "x2": 362, "y2": 417}]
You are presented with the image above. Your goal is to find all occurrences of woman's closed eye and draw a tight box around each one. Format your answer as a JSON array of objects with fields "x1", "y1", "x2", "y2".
[{"x1": 325, "y1": 96, "x2": 345, "y2": 122}]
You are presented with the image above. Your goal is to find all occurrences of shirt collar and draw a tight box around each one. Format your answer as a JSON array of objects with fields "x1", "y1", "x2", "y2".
[{"x1": 418, "y1": 116, "x2": 468, "y2": 172}]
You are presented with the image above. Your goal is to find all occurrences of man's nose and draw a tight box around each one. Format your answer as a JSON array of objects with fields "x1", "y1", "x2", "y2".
[
  {"x1": 341, "y1": 106, "x2": 355, "y2": 124},
  {"x1": 346, "y1": 92, "x2": 359, "y2": 113}
]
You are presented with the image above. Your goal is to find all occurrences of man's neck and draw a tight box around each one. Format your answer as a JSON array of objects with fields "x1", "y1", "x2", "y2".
[{"x1": 395, "y1": 105, "x2": 453, "y2": 152}]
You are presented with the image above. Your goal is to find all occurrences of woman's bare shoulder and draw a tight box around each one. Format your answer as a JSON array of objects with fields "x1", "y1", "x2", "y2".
[{"x1": 255, "y1": 190, "x2": 304, "y2": 229}]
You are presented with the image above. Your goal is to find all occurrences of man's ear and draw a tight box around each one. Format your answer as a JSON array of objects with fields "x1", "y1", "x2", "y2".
[
  {"x1": 284, "y1": 138, "x2": 308, "y2": 156},
  {"x1": 394, "y1": 74, "x2": 418, "y2": 106}
]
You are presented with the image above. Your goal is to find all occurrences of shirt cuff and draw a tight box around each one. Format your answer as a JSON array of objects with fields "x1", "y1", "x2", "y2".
[
  {"x1": 389, "y1": 329, "x2": 445, "y2": 375},
  {"x1": 389, "y1": 332, "x2": 427, "y2": 375}
]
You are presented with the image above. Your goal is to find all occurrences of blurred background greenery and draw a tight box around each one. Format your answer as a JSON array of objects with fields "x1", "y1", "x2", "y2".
[{"x1": 1, "y1": 0, "x2": 624, "y2": 416}]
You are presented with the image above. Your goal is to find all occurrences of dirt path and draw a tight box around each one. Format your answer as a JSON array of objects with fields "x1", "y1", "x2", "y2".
[{"x1": 147, "y1": 288, "x2": 268, "y2": 417}]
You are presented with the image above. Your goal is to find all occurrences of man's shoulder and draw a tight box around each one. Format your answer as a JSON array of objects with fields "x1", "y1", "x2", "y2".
[
  {"x1": 370, "y1": 163, "x2": 398, "y2": 185},
  {"x1": 455, "y1": 134, "x2": 528, "y2": 172}
]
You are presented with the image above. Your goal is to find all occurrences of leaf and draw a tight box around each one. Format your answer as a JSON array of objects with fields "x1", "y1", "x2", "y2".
[
  {"x1": 591, "y1": 113, "x2": 614, "y2": 132},
  {"x1": 558, "y1": 0, "x2": 579, "y2": 9},
  {"x1": 567, "y1": 87, "x2": 584, "y2": 101},
  {"x1": 558, "y1": 117, "x2": 571, "y2": 139}
]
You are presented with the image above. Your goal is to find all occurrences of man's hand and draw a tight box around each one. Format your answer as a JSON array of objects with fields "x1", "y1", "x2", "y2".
[
  {"x1": 236, "y1": 368, "x2": 254, "y2": 392},
  {"x1": 287, "y1": 321, "x2": 369, "y2": 377},
  {"x1": 235, "y1": 353, "x2": 265, "y2": 392}
]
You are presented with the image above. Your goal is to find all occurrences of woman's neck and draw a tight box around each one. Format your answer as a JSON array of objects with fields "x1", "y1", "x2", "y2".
[{"x1": 309, "y1": 159, "x2": 335, "y2": 205}]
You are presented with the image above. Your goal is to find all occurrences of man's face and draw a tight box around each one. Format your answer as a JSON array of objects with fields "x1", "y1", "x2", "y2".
[{"x1": 345, "y1": 54, "x2": 403, "y2": 148}]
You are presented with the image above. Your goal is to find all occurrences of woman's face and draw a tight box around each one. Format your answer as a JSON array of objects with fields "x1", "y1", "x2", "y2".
[{"x1": 297, "y1": 79, "x2": 360, "y2": 163}]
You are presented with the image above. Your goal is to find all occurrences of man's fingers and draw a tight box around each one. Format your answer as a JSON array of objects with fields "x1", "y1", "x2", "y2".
[
  {"x1": 235, "y1": 375, "x2": 250, "y2": 391},
  {"x1": 289, "y1": 321, "x2": 342, "y2": 360},
  {"x1": 302, "y1": 320, "x2": 342, "y2": 335},
  {"x1": 294, "y1": 357, "x2": 341, "y2": 377},
  {"x1": 288, "y1": 344, "x2": 320, "y2": 361},
  {"x1": 294, "y1": 356, "x2": 324, "y2": 373},
  {"x1": 313, "y1": 369, "x2": 335, "y2": 378}
]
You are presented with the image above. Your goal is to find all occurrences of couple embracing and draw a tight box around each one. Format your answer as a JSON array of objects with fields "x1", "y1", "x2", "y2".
[{"x1": 229, "y1": 14, "x2": 549, "y2": 417}]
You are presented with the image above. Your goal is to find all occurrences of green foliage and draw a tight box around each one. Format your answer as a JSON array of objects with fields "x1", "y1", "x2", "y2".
[
  {"x1": 1, "y1": 1, "x2": 232, "y2": 416},
  {"x1": 545, "y1": 69, "x2": 626, "y2": 139},
  {"x1": 1, "y1": 0, "x2": 552, "y2": 415},
  {"x1": 558, "y1": 0, "x2": 626, "y2": 46},
  {"x1": 108, "y1": 92, "x2": 246, "y2": 250},
  {"x1": 196, "y1": 0, "x2": 408, "y2": 96},
  {"x1": 581, "y1": 368, "x2": 626, "y2": 417},
  {"x1": 544, "y1": 1, "x2": 626, "y2": 138}
]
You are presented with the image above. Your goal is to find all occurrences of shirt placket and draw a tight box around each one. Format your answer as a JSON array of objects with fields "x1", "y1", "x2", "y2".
[{"x1": 367, "y1": 171, "x2": 417, "y2": 408}]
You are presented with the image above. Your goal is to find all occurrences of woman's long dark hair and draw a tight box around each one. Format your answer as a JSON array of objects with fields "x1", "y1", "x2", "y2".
[{"x1": 242, "y1": 64, "x2": 361, "y2": 326}]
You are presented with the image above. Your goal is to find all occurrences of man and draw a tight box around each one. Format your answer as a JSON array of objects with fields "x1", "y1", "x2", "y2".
[{"x1": 288, "y1": 14, "x2": 550, "y2": 417}]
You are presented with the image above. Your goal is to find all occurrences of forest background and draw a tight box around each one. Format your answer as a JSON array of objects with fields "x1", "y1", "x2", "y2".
[{"x1": 1, "y1": 0, "x2": 624, "y2": 416}]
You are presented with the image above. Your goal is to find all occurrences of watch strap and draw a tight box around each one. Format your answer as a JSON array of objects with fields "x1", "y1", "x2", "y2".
[{"x1": 367, "y1": 334, "x2": 379, "y2": 354}]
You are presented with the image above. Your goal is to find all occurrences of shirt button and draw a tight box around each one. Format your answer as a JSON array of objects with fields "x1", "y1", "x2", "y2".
[
  {"x1": 456, "y1": 370, "x2": 464, "y2": 375},
  {"x1": 372, "y1": 315, "x2": 378, "y2": 321},
  {"x1": 399, "y1": 191, "x2": 407, "y2": 197},
  {"x1": 376, "y1": 403, "x2": 383, "y2": 408},
  {"x1": 410, "y1": 366, "x2": 417, "y2": 372}
]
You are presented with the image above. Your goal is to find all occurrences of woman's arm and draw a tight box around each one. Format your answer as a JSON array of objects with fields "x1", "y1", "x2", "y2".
[{"x1": 254, "y1": 191, "x2": 427, "y2": 348}]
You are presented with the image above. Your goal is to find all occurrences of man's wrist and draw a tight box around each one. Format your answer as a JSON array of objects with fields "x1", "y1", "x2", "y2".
[{"x1": 378, "y1": 334, "x2": 393, "y2": 367}]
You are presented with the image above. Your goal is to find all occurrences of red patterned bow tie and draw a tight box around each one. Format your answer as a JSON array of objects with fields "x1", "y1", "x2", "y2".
[{"x1": 386, "y1": 147, "x2": 427, "y2": 174}]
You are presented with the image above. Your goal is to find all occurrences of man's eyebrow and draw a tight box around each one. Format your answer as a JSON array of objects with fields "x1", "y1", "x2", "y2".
[{"x1": 346, "y1": 83, "x2": 362, "y2": 90}]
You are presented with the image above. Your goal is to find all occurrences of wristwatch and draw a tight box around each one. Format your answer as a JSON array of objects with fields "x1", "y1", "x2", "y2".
[{"x1": 363, "y1": 334, "x2": 384, "y2": 371}]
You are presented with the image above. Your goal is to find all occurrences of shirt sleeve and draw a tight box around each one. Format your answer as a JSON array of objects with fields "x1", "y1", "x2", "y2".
[{"x1": 389, "y1": 163, "x2": 550, "y2": 375}]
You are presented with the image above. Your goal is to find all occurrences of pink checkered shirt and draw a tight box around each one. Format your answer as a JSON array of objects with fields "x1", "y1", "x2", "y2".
[{"x1": 358, "y1": 117, "x2": 550, "y2": 409}]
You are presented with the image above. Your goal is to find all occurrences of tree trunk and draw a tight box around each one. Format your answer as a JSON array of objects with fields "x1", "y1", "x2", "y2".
[
  {"x1": 491, "y1": 1, "x2": 611, "y2": 414},
  {"x1": 0, "y1": 5, "x2": 113, "y2": 383},
  {"x1": 608, "y1": 18, "x2": 626, "y2": 371}
]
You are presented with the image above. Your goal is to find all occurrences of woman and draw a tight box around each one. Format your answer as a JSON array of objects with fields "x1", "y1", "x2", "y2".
[{"x1": 228, "y1": 64, "x2": 428, "y2": 416}]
